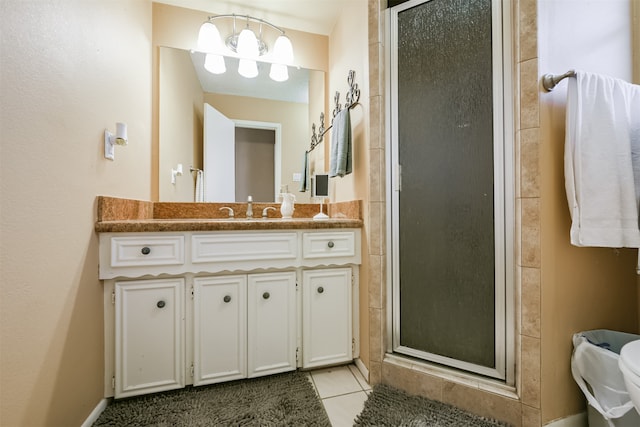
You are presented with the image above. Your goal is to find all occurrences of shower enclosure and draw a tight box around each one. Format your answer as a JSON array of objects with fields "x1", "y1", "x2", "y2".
[{"x1": 387, "y1": 0, "x2": 514, "y2": 381}]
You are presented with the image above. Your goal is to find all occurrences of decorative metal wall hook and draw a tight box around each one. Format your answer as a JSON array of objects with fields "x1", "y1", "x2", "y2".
[
  {"x1": 332, "y1": 91, "x2": 342, "y2": 119},
  {"x1": 308, "y1": 69, "x2": 361, "y2": 152},
  {"x1": 344, "y1": 70, "x2": 360, "y2": 109},
  {"x1": 318, "y1": 112, "x2": 326, "y2": 143},
  {"x1": 310, "y1": 123, "x2": 319, "y2": 150}
]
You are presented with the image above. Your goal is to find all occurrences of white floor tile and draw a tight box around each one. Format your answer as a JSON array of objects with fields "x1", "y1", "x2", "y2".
[
  {"x1": 322, "y1": 391, "x2": 368, "y2": 427},
  {"x1": 348, "y1": 364, "x2": 371, "y2": 391},
  {"x1": 311, "y1": 365, "x2": 363, "y2": 398}
]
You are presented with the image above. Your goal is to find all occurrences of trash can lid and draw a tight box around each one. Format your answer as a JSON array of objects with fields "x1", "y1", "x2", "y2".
[{"x1": 620, "y1": 339, "x2": 640, "y2": 376}]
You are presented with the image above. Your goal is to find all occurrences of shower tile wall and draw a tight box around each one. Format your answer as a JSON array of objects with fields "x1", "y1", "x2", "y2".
[{"x1": 366, "y1": 0, "x2": 543, "y2": 425}]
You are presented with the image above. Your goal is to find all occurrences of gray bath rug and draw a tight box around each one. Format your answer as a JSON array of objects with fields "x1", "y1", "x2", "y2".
[
  {"x1": 93, "y1": 371, "x2": 331, "y2": 426},
  {"x1": 353, "y1": 384, "x2": 510, "y2": 427}
]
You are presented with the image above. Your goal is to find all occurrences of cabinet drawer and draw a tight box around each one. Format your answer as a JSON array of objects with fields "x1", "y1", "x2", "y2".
[
  {"x1": 302, "y1": 232, "x2": 355, "y2": 259},
  {"x1": 111, "y1": 236, "x2": 184, "y2": 267},
  {"x1": 192, "y1": 233, "x2": 297, "y2": 263}
]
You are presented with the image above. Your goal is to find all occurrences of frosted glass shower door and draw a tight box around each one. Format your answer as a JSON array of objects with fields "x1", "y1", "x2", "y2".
[{"x1": 388, "y1": 0, "x2": 509, "y2": 379}]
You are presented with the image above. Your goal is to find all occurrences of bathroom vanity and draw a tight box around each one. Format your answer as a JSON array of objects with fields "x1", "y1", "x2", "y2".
[{"x1": 96, "y1": 197, "x2": 362, "y2": 399}]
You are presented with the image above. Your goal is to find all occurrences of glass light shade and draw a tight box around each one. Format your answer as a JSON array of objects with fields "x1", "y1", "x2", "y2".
[
  {"x1": 236, "y1": 28, "x2": 259, "y2": 58},
  {"x1": 204, "y1": 53, "x2": 226, "y2": 74},
  {"x1": 197, "y1": 22, "x2": 223, "y2": 53},
  {"x1": 238, "y1": 58, "x2": 258, "y2": 78},
  {"x1": 269, "y1": 63, "x2": 289, "y2": 82},
  {"x1": 272, "y1": 35, "x2": 294, "y2": 64}
]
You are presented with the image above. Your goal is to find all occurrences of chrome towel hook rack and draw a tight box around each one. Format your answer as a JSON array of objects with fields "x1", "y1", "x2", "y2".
[{"x1": 541, "y1": 69, "x2": 576, "y2": 92}]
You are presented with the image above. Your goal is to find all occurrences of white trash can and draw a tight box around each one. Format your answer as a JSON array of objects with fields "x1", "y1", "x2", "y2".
[{"x1": 572, "y1": 330, "x2": 640, "y2": 427}]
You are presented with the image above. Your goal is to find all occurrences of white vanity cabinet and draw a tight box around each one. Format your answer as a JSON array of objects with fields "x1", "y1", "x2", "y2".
[
  {"x1": 114, "y1": 278, "x2": 185, "y2": 398},
  {"x1": 302, "y1": 268, "x2": 353, "y2": 368},
  {"x1": 99, "y1": 228, "x2": 360, "y2": 399},
  {"x1": 193, "y1": 275, "x2": 247, "y2": 385},
  {"x1": 246, "y1": 272, "x2": 297, "y2": 377},
  {"x1": 192, "y1": 272, "x2": 297, "y2": 387}
]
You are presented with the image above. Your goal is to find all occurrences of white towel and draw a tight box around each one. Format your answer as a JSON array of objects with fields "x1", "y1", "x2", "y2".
[
  {"x1": 329, "y1": 109, "x2": 352, "y2": 177},
  {"x1": 195, "y1": 170, "x2": 205, "y2": 203},
  {"x1": 565, "y1": 71, "x2": 640, "y2": 247}
]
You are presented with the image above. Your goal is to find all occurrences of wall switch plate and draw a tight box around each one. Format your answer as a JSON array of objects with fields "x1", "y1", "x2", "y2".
[{"x1": 293, "y1": 173, "x2": 301, "y2": 182}]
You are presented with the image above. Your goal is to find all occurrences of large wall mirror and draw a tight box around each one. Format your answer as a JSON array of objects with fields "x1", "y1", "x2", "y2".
[{"x1": 158, "y1": 46, "x2": 324, "y2": 203}]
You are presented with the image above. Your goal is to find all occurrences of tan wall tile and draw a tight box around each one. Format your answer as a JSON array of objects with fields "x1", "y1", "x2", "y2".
[
  {"x1": 369, "y1": 307, "x2": 383, "y2": 362},
  {"x1": 519, "y1": 0, "x2": 537, "y2": 61},
  {"x1": 369, "y1": 95, "x2": 383, "y2": 150},
  {"x1": 382, "y1": 362, "x2": 444, "y2": 402},
  {"x1": 522, "y1": 404, "x2": 541, "y2": 427},
  {"x1": 369, "y1": 254, "x2": 383, "y2": 308},
  {"x1": 521, "y1": 335, "x2": 541, "y2": 408},
  {"x1": 521, "y1": 267, "x2": 541, "y2": 338},
  {"x1": 367, "y1": 201, "x2": 385, "y2": 256},
  {"x1": 520, "y1": 58, "x2": 539, "y2": 129},
  {"x1": 369, "y1": 42, "x2": 384, "y2": 97},
  {"x1": 442, "y1": 382, "x2": 522, "y2": 426},
  {"x1": 370, "y1": 361, "x2": 382, "y2": 385},
  {"x1": 521, "y1": 198, "x2": 541, "y2": 267},
  {"x1": 368, "y1": 0, "x2": 383, "y2": 45},
  {"x1": 521, "y1": 128, "x2": 540, "y2": 197},
  {"x1": 369, "y1": 148, "x2": 383, "y2": 202}
]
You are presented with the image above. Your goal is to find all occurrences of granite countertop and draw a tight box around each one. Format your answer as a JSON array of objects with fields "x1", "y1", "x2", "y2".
[{"x1": 95, "y1": 196, "x2": 363, "y2": 233}]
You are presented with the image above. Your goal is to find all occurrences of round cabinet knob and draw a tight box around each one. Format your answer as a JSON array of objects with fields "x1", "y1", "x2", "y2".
[
  {"x1": 327, "y1": 241, "x2": 335, "y2": 249},
  {"x1": 262, "y1": 292, "x2": 270, "y2": 300},
  {"x1": 223, "y1": 295, "x2": 231, "y2": 303},
  {"x1": 157, "y1": 300, "x2": 166, "y2": 308},
  {"x1": 141, "y1": 247, "x2": 151, "y2": 255},
  {"x1": 317, "y1": 286, "x2": 324, "y2": 294}
]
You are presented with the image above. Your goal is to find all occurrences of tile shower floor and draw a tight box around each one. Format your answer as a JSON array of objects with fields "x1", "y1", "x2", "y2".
[{"x1": 308, "y1": 364, "x2": 371, "y2": 426}]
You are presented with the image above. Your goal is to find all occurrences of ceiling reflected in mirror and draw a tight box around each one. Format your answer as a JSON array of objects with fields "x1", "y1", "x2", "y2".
[{"x1": 190, "y1": 52, "x2": 310, "y2": 103}]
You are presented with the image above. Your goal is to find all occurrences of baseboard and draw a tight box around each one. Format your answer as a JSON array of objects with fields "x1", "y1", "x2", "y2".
[
  {"x1": 543, "y1": 412, "x2": 587, "y2": 427},
  {"x1": 81, "y1": 398, "x2": 109, "y2": 427},
  {"x1": 354, "y1": 358, "x2": 369, "y2": 382}
]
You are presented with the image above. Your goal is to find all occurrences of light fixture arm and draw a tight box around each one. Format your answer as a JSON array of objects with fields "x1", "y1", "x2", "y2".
[{"x1": 206, "y1": 14, "x2": 286, "y2": 37}]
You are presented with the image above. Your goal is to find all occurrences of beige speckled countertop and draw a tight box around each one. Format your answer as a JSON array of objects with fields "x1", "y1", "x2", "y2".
[{"x1": 95, "y1": 196, "x2": 363, "y2": 233}]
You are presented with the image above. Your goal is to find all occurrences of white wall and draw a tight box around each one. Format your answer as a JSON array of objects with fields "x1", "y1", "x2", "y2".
[{"x1": 0, "y1": 1, "x2": 152, "y2": 425}]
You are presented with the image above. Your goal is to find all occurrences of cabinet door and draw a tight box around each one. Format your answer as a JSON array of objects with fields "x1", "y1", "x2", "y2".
[
  {"x1": 302, "y1": 268, "x2": 353, "y2": 368},
  {"x1": 247, "y1": 272, "x2": 297, "y2": 377},
  {"x1": 193, "y1": 275, "x2": 247, "y2": 385},
  {"x1": 115, "y1": 278, "x2": 184, "y2": 398}
]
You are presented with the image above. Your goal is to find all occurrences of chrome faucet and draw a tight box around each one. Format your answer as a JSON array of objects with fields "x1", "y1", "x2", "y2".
[
  {"x1": 246, "y1": 195, "x2": 253, "y2": 219},
  {"x1": 219, "y1": 207, "x2": 234, "y2": 218},
  {"x1": 262, "y1": 206, "x2": 276, "y2": 218}
]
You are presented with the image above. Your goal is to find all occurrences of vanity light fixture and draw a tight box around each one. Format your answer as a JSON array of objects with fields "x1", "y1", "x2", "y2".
[
  {"x1": 196, "y1": 14, "x2": 294, "y2": 81},
  {"x1": 104, "y1": 122, "x2": 127, "y2": 161},
  {"x1": 198, "y1": 22, "x2": 226, "y2": 74}
]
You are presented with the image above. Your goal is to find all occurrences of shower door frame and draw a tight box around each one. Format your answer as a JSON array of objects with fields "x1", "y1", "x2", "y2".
[{"x1": 385, "y1": 0, "x2": 515, "y2": 383}]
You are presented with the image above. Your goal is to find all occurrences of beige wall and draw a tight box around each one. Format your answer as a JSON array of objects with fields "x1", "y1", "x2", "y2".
[
  {"x1": 326, "y1": 0, "x2": 371, "y2": 368},
  {"x1": 538, "y1": 0, "x2": 639, "y2": 423},
  {"x1": 159, "y1": 47, "x2": 204, "y2": 202},
  {"x1": 0, "y1": 1, "x2": 152, "y2": 426}
]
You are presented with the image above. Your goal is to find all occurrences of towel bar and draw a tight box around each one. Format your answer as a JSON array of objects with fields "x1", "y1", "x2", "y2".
[{"x1": 541, "y1": 70, "x2": 576, "y2": 92}]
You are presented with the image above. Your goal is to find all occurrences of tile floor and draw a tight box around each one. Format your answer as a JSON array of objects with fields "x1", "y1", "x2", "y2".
[{"x1": 308, "y1": 364, "x2": 371, "y2": 427}]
